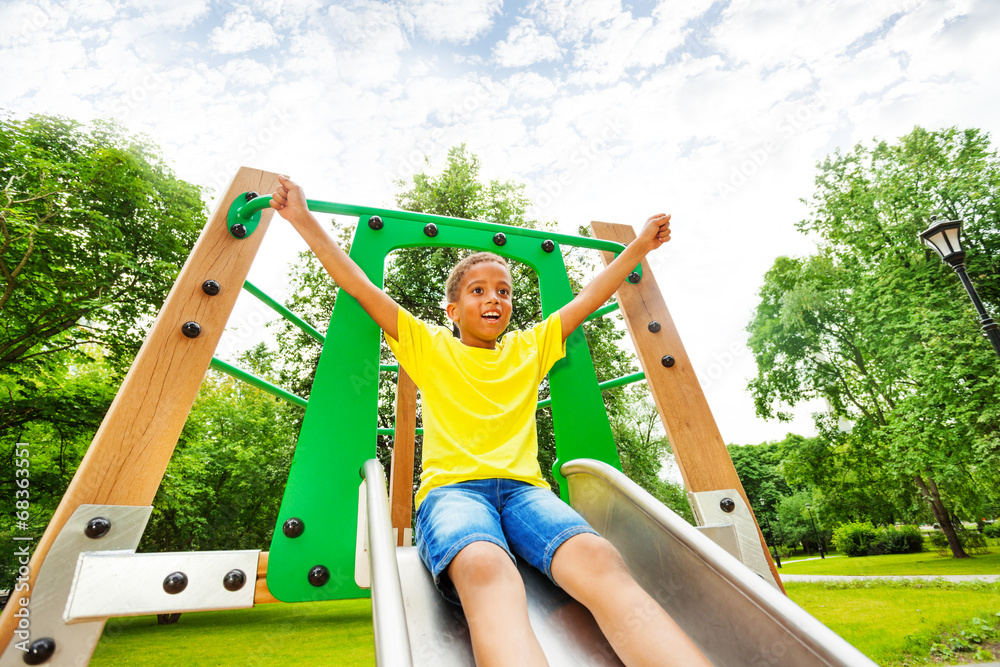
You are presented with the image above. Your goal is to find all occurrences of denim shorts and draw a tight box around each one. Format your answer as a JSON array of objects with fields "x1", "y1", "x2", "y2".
[{"x1": 415, "y1": 478, "x2": 599, "y2": 605}]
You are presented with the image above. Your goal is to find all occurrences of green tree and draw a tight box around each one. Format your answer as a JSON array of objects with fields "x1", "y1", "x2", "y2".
[
  {"x1": 0, "y1": 113, "x2": 206, "y2": 589},
  {"x1": 727, "y1": 439, "x2": 794, "y2": 509},
  {"x1": 0, "y1": 113, "x2": 206, "y2": 441},
  {"x1": 747, "y1": 127, "x2": 1000, "y2": 557}
]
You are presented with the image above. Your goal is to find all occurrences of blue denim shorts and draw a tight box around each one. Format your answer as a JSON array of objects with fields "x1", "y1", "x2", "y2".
[{"x1": 415, "y1": 478, "x2": 599, "y2": 605}]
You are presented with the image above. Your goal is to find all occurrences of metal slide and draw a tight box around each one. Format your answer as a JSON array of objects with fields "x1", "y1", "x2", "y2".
[{"x1": 363, "y1": 459, "x2": 877, "y2": 667}]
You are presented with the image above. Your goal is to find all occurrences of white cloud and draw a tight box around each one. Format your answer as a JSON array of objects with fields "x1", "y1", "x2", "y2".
[
  {"x1": 210, "y1": 4, "x2": 279, "y2": 54},
  {"x1": 505, "y1": 71, "x2": 559, "y2": 99},
  {"x1": 493, "y1": 18, "x2": 561, "y2": 68},
  {"x1": 400, "y1": 0, "x2": 501, "y2": 44},
  {"x1": 67, "y1": 0, "x2": 116, "y2": 22},
  {"x1": 528, "y1": 0, "x2": 622, "y2": 41},
  {"x1": 223, "y1": 57, "x2": 276, "y2": 85}
]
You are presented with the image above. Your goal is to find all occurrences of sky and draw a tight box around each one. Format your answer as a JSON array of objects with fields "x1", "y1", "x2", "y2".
[{"x1": 3, "y1": 0, "x2": 1000, "y2": 447}]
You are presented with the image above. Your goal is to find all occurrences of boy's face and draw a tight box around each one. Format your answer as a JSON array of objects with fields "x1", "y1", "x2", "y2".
[{"x1": 446, "y1": 261, "x2": 513, "y2": 349}]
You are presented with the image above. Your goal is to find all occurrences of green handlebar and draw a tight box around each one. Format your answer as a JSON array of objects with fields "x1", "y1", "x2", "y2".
[{"x1": 236, "y1": 195, "x2": 639, "y2": 269}]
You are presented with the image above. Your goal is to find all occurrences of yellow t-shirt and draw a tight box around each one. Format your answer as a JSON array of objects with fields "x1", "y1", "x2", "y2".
[{"x1": 386, "y1": 308, "x2": 566, "y2": 509}]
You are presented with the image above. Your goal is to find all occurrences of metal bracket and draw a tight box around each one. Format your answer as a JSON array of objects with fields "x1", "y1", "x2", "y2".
[
  {"x1": 1, "y1": 504, "x2": 151, "y2": 667},
  {"x1": 687, "y1": 490, "x2": 778, "y2": 589},
  {"x1": 693, "y1": 523, "x2": 741, "y2": 560},
  {"x1": 65, "y1": 550, "x2": 259, "y2": 622}
]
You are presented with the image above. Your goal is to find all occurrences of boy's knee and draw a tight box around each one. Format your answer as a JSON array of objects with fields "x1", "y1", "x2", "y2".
[
  {"x1": 448, "y1": 541, "x2": 516, "y2": 589},
  {"x1": 553, "y1": 534, "x2": 630, "y2": 588}
]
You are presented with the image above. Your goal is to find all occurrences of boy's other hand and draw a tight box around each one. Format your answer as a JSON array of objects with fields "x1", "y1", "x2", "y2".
[
  {"x1": 270, "y1": 174, "x2": 309, "y2": 224},
  {"x1": 639, "y1": 213, "x2": 671, "y2": 251}
]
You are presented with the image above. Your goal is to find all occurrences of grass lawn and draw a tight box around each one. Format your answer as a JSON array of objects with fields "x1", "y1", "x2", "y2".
[
  {"x1": 780, "y1": 549, "x2": 1000, "y2": 576},
  {"x1": 786, "y1": 581, "x2": 1000, "y2": 666},
  {"x1": 90, "y1": 599, "x2": 375, "y2": 666},
  {"x1": 85, "y1": 555, "x2": 1000, "y2": 666}
]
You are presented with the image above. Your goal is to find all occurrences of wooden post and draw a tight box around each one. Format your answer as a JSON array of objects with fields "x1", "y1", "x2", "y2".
[
  {"x1": 592, "y1": 221, "x2": 784, "y2": 592},
  {"x1": 0, "y1": 168, "x2": 282, "y2": 646},
  {"x1": 389, "y1": 367, "x2": 417, "y2": 546}
]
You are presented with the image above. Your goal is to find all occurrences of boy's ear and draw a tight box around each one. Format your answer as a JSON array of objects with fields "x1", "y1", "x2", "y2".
[{"x1": 445, "y1": 302, "x2": 458, "y2": 322}]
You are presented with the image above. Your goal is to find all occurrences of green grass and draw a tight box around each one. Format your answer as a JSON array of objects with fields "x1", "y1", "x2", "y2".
[
  {"x1": 786, "y1": 581, "x2": 1000, "y2": 666},
  {"x1": 90, "y1": 599, "x2": 375, "y2": 666},
  {"x1": 86, "y1": 553, "x2": 1000, "y2": 666},
  {"x1": 781, "y1": 549, "x2": 1000, "y2": 576}
]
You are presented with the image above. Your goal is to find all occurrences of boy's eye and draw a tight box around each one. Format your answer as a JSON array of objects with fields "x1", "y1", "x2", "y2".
[
  {"x1": 472, "y1": 287, "x2": 483, "y2": 294},
  {"x1": 499, "y1": 289, "x2": 509, "y2": 296}
]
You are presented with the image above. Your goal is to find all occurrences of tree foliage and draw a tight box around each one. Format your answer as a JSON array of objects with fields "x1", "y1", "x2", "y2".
[
  {"x1": 747, "y1": 127, "x2": 1000, "y2": 556},
  {"x1": 0, "y1": 113, "x2": 206, "y2": 442}
]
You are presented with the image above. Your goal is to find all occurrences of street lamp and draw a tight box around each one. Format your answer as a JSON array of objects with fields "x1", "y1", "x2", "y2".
[
  {"x1": 805, "y1": 503, "x2": 825, "y2": 559},
  {"x1": 919, "y1": 217, "x2": 1000, "y2": 360},
  {"x1": 759, "y1": 499, "x2": 781, "y2": 568}
]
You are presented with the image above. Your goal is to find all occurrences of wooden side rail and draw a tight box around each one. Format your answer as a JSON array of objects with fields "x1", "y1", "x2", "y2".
[
  {"x1": 389, "y1": 368, "x2": 418, "y2": 546},
  {"x1": 592, "y1": 221, "x2": 783, "y2": 592},
  {"x1": 0, "y1": 168, "x2": 282, "y2": 645}
]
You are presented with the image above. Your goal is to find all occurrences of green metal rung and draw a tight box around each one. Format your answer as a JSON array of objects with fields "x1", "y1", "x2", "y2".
[
  {"x1": 376, "y1": 427, "x2": 425, "y2": 436},
  {"x1": 237, "y1": 196, "x2": 642, "y2": 280},
  {"x1": 536, "y1": 370, "x2": 646, "y2": 410},
  {"x1": 585, "y1": 301, "x2": 620, "y2": 322},
  {"x1": 209, "y1": 357, "x2": 308, "y2": 409},
  {"x1": 243, "y1": 280, "x2": 325, "y2": 344}
]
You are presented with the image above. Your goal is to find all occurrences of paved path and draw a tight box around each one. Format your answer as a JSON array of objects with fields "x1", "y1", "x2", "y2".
[
  {"x1": 781, "y1": 555, "x2": 845, "y2": 564},
  {"x1": 780, "y1": 574, "x2": 1000, "y2": 583}
]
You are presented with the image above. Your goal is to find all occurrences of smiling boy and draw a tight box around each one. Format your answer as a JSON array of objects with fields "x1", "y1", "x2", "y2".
[{"x1": 271, "y1": 175, "x2": 710, "y2": 667}]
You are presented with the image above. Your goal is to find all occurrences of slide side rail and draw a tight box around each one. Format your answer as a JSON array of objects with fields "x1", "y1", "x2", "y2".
[{"x1": 562, "y1": 459, "x2": 876, "y2": 667}]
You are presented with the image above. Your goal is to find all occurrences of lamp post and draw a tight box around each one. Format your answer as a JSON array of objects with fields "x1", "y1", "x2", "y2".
[
  {"x1": 759, "y1": 499, "x2": 781, "y2": 568},
  {"x1": 805, "y1": 503, "x2": 824, "y2": 558},
  {"x1": 919, "y1": 218, "x2": 1000, "y2": 361}
]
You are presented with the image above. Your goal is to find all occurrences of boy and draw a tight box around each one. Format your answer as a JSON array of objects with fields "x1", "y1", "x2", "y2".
[{"x1": 270, "y1": 175, "x2": 710, "y2": 667}]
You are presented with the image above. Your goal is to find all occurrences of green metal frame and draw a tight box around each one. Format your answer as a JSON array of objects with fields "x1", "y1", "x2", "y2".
[{"x1": 250, "y1": 197, "x2": 636, "y2": 603}]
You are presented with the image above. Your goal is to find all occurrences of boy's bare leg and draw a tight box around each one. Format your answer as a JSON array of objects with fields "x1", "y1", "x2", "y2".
[
  {"x1": 550, "y1": 533, "x2": 712, "y2": 667},
  {"x1": 448, "y1": 541, "x2": 549, "y2": 667}
]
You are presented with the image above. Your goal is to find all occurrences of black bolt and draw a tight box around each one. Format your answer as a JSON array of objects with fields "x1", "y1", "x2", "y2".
[
  {"x1": 423, "y1": 223, "x2": 438, "y2": 237},
  {"x1": 23, "y1": 638, "x2": 56, "y2": 665},
  {"x1": 244, "y1": 191, "x2": 259, "y2": 202},
  {"x1": 541, "y1": 239, "x2": 555, "y2": 253},
  {"x1": 308, "y1": 565, "x2": 330, "y2": 587},
  {"x1": 627, "y1": 271, "x2": 641, "y2": 284},
  {"x1": 661, "y1": 355, "x2": 675, "y2": 368},
  {"x1": 181, "y1": 321, "x2": 202, "y2": 338},
  {"x1": 282, "y1": 517, "x2": 305, "y2": 538},
  {"x1": 493, "y1": 232, "x2": 506, "y2": 246},
  {"x1": 368, "y1": 215, "x2": 384, "y2": 230},
  {"x1": 648, "y1": 321, "x2": 661, "y2": 333},
  {"x1": 84, "y1": 517, "x2": 111, "y2": 539},
  {"x1": 163, "y1": 571, "x2": 188, "y2": 595},
  {"x1": 202, "y1": 280, "x2": 221, "y2": 296},
  {"x1": 223, "y1": 569, "x2": 247, "y2": 592},
  {"x1": 720, "y1": 498, "x2": 736, "y2": 513},
  {"x1": 231, "y1": 223, "x2": 247, "y2": 238}
]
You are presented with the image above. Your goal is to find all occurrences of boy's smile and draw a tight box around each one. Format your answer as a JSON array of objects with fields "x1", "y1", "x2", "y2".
[{"x1": 446, "y1": 261, "x2": 513, "y2": 349}]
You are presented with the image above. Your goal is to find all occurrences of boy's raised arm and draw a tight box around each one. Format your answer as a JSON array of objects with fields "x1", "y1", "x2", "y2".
[
  {"x1": 270, "y1": 175, "x2": 399, "y2": 340},
  {"x1": 557, "y1": 213, "x2": 671, "y2": 343}
]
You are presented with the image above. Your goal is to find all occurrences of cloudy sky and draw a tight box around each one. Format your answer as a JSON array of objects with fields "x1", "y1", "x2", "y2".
[{"x1": 3, "y1": 0, "x2": 999, "y2": 446}]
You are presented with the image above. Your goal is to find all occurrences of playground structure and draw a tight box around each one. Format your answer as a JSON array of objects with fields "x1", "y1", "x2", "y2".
[{"x1": 0, "y1": 168, "x2": 876, "y2": 666}]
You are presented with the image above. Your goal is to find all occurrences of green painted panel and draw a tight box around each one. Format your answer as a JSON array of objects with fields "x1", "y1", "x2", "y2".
[{"x1": 267, "y1": 211, "x2": 622, "y2": 602}]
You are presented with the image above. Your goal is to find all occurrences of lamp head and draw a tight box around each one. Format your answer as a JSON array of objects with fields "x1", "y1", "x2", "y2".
[{"x1": 919, "y1": 217, "x2": 965, "y2": 266}]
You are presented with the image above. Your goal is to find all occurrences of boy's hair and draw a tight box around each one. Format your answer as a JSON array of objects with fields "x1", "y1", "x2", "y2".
[{"x1": 445, "y1": 252, "x2": 510, "y2": 304}]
